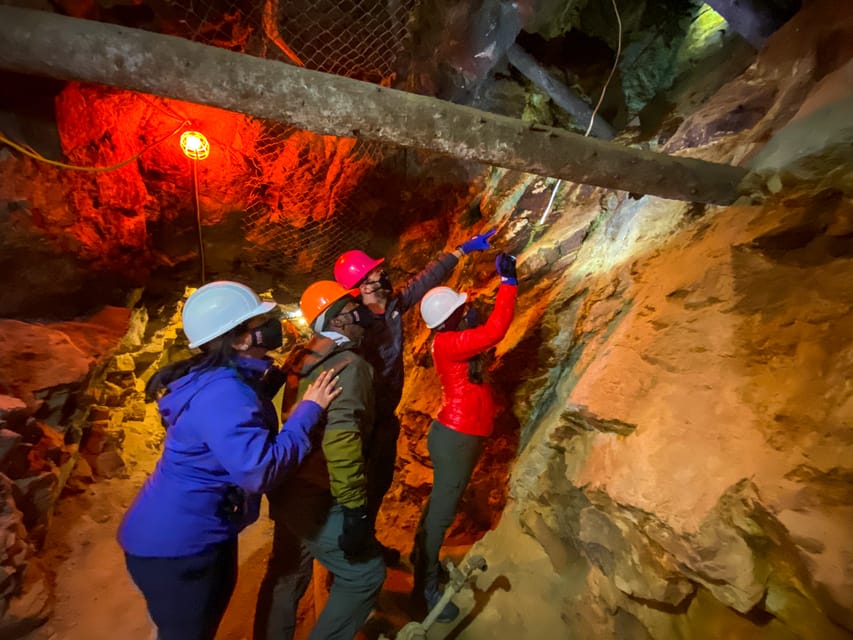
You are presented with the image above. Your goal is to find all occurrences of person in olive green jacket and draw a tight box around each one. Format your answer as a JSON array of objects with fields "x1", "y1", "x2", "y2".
[{"x1": 254, "y1": 281, "x2": 385, "y2": 640}]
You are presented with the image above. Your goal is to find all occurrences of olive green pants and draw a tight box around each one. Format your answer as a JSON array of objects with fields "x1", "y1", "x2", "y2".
[{"x1": 413, "y1": 420, "x2": 484, "y2": 592}]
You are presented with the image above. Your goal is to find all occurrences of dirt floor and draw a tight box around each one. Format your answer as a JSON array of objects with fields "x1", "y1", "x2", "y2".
[{"x1": 19, "y1": 412, "x2": 482, "y2": 640}]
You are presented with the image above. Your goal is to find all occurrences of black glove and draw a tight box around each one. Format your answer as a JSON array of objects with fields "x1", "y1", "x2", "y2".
[
  {"x1": 495, "y1": 253, "x2": 517, "y2": 285},
  {"x1": 217, "y1": 485, "x2": 247, "y2": 524},
  {"x1": 338, "y1": 505, "x2": 372, "y2": 557}
]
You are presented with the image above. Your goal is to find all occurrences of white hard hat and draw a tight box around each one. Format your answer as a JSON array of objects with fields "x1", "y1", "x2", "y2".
[
  {"x1": 420, "y1": 286, "x2": 468, "y2": 329},
  {"x1": 182, "y1": 281, "x2": 277, "y2": 348}
]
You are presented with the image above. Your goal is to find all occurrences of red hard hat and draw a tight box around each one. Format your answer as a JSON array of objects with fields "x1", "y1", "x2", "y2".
[{"x1": 334, "y1": 250, "x2": 385, "y2": 289}]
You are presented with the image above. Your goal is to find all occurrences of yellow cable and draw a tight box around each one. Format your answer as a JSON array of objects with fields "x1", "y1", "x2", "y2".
[{"x1": 0, "y1": 120, "x2": 189, "y2": 173}]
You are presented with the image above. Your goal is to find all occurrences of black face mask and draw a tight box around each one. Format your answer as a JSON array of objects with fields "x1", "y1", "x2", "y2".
[
  {"x1": 250, "y1": 317, "x2": 284, "y2": 350},
  {"x1": 342, "y1": 304, "x2": 379, "y2": 329},
  {"x1": 362, "y1": 271, "x2": 393, "y2": 294}
]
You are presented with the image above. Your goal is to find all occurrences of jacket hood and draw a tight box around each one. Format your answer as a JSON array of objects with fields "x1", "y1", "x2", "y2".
[
  {"x1": 157, "y1": 357, "x2": 271, "y2": 429},
  {"x1": 284, "y1": 335, "x2": 356, "y2": 378}
]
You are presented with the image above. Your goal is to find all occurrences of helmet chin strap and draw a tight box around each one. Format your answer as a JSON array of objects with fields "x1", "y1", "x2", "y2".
[
  {"x1": 361, "y1": 272, "x2": 392, "y2": 297},
  {"x1": 361, "y1": 281, "x2": 382, "y2": 295}
]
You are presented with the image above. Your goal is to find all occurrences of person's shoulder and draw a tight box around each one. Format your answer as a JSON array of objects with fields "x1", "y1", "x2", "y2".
[
  {"x1": 329, "y1": 347, "x2": 374, "y2": 379},
  {"x1": 431, "y1": 330, "x2": 460, "y2": 352},
  {"x1": 282, "y1": 340, "x2": 312, "y2": 368},
  {"x1": 334, "y1": 347, "x2": 371, "y2": 368},
  {"x1": 162, "y1": 368, "x2": 258, "y2": 429},
  {"x1": 196, "y1": 367, "x2": 254, "y2": 400}
]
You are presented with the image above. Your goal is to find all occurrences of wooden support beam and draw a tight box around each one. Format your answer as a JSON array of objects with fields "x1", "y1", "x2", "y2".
[
  {"x1": 507, "y1": 44, "x2": 616, "y2": 140},
  {"x1": 0, "y1": 7, "x2": 749, "y2": 205}
]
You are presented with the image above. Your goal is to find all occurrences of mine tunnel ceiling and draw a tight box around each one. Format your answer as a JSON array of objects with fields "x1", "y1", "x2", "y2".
[
  {"x1": 0, "y1": 0, "x2": 802, "y2": 205},
  {"x1": 1, "y1": 4, "x2": 756, "y2": 204},
  {"x1": 0, "y1": 0, "x2": 801, "y2": 318}
]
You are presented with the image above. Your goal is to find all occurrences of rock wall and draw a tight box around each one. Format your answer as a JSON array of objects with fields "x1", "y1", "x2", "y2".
[
  {"x1": 479, "y1": 186, "x2": 852, "y2": 638},
  {"x1": 0, "y1": 0, "x2": 849, "y2": 637},
  {"x1": 0, "y1": 305, "x2": 142, "y2": 635},
  {"x1": 403, "y1": 2, "x2": 852, "y2": 637}
]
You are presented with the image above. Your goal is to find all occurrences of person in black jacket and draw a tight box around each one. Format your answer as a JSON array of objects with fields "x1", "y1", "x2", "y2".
[{"x1": 332, "y1": 229, "x2": 496, "y2": 564}]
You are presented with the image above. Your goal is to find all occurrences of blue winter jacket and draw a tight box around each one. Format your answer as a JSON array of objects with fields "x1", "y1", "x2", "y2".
[{"x1": 118, "y1": 356, "x2": 321, "y2": 557}]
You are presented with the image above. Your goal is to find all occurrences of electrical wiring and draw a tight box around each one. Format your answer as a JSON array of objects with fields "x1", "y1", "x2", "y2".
[
  {"x1": 190, "y1": 152, "x2": 207, "y2": 284},
  {"x1": 0, "y1": 119, "x2": 189, "y2": 173},
  {"x1": 0, "y1": 101, "x2": 208, "y2": 284},
  {"x1": 585, "y1": 0, "x2": 623, "y2": 139},
  {"x1": 539, "y1": 0, "x2": 623, "y2": 225}
]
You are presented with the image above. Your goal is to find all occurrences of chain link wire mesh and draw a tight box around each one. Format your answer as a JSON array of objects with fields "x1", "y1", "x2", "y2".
[{"x1": 154, "y1": 0, "x2": 423, "y2": 278}]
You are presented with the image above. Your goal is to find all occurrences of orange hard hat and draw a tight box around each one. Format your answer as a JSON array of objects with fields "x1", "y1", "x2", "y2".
[{"x1": 299, "y1": 280, "x2": 357, "y2": 327}]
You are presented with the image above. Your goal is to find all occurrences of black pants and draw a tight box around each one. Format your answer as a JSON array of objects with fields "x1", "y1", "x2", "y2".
[
  {"x1": 125, "y1": 539, "x2": 238, "y2": 640},
  {"x1": 413, "y1": 420, "x2": 484, "y2": 592},
  {"x1": 366, "y1": 408, "x2": 401, "y2": 526}
]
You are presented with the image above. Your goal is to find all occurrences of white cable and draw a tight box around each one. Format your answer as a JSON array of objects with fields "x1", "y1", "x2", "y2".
[
  {"x1": 538, "y1": 178, "x2": 561, "y2": 225},
  {"x1": 539, "y1": 0, "x2": 623, "y2": 226},
  {"x1": 585, "y1": 0, "x2": 623, "y2": 138}
]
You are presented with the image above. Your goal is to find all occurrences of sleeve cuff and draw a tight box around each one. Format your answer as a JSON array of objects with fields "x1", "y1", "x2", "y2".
[{"x1": 293, "y1": 399, "x2": 324, "y2": 421}]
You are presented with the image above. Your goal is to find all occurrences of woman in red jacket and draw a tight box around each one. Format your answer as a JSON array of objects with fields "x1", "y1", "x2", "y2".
[{"x1": 412, "y1": 253, "x2": 518, "y2": 622}]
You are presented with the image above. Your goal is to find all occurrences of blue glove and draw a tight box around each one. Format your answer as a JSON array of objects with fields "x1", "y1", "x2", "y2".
[
  {"x1": 496, "y1": 253, "x2": 517, "y2": 285},
  {"x1": 459, "y1": 228, "x2": 497, "y2": 254}
]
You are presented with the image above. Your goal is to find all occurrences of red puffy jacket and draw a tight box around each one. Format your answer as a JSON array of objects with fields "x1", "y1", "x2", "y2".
[{"x1": 433, "y1": 284, "x2": 517, "y2": 437}]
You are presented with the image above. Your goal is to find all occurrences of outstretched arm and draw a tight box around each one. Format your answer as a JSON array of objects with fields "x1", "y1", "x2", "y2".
[
  {"x1": 201, "y1": 378, "x2": 327, "y2": 494},
  {"x1": 398, "y1": 228, "x2": 498, "y2": 312},
  {"x1": 437, "y1": 283, "x2": 517, "y2": 362}
]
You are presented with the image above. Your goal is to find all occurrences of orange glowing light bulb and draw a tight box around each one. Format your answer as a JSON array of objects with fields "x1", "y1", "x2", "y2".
[{"x1": 180, "y1": 131, "x2": 210, "y2": 160}]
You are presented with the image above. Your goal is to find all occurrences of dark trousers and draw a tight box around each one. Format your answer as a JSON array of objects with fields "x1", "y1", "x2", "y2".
[
  {"x1": 125, "y1": 538, "x2": 238, "y2": 640},
  {"x1": 254, "y1": 524, "x2": 313, "y2": 640},
  {"x1": 365, "y1": 408, "x2": 401, "y2": 526},
  {"x1": 254, "y1": 503, "x2": 386, "y2": 640},
  {"x1": 413, "y1": 420, "x2": 484, "y2": 592}
]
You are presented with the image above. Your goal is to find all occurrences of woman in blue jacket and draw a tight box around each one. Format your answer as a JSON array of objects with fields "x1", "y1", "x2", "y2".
[{"x1": 118, "y1": 281, "x2": 341, "y2": 640}]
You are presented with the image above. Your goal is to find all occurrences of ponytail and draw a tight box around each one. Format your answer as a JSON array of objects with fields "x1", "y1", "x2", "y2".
[{"x1": 467, "y1": 355, "x2": 485, "y2": 384}]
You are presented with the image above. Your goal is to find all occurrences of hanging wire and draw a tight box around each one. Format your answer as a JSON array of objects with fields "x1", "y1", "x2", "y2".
[
  {"x1": 0, "y1": 104, "x2": 209, "y2": 282},
  {"x1": 585, "y1": 0, "x2": 623, "y2": 139},
  {"x1": 190, "y1": 156, "x2": 207, "y2": 284},
  {"x1": 538, "y1": 0, "x2": 623, "y2": 226},
  {"x1": 0, "y1": 120, "x2": 189, "y2": 173},
  {"x1": 538, "y1": 177, "x2": 562, "y2": 226}
]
